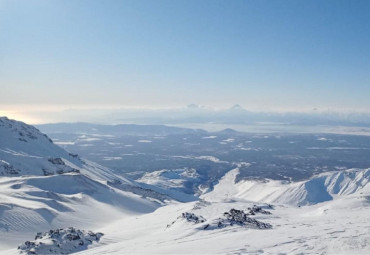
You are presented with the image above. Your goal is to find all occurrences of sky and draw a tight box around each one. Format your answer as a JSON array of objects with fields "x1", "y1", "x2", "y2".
[{"x1": 1, "y1": 0, "x2": 370, "y2": 123}]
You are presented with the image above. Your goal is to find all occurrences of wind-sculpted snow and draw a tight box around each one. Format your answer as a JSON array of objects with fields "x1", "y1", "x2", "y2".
[
  {"x1": 18, "y1": 228, "x2": 103, "y2": 255},
  {"x1": 0, "y1": 173, "x2": 158, "y2": 248},
  {"x1": 0, "y1": 117, "x2": 168, "y2": 250}
]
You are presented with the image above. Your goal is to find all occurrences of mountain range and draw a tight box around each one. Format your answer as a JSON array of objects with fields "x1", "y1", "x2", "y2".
[{"x1": 0, "y1": 117, "x2": 369, "y2": 254}]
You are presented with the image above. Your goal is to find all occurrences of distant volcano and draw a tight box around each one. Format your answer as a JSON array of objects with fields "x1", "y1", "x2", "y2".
[{"x1": 229, "y1": 104, "x2": 246, "y2": 111}]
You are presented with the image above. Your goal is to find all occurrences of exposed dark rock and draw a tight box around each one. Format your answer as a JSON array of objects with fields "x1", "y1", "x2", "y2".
[
  {"x1": 167, "y1": 212, "x2": 207, "y2": 228},
  {"x1": 247, "y1": 205, "x2": 272, "y2": 215},
  {"x1": 221, "y1": 208, "x2": 272, "y2": 229},
  {"x1": 56, "y1": 168, "x2": 80, "y2": 175},
  {"x1": 48, "y1": 158, "x2": 65, "y2": 165},
  {"x1": 68, "y1": 153, "x2": 80, "y2": 159},
  {"x1": 42, "y1": 169, "x2": 54, "y2": 176},
  {"x1": 193, "y1": 200, "x2": 211, "y2": 210},
  {"x1": 18, "y1": 227, "x2": 103, "y2": 255},
  {"x1": 182, "y1": 212, "x2": 206, "y2": 224},
  {"x1": 0, "y1": 161, "x2": 20, "y2": 176}
]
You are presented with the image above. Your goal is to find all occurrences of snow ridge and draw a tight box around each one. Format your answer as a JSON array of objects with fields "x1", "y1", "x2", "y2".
[
  {"x1": 0, "y1": 117, "x2": 168, "y2": 250},
  {"x1": 204, "y1": 167, "x2": 370, "y2": 205}
]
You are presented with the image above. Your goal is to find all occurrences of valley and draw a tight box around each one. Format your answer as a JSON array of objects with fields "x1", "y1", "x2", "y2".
[{"x1": 0, "y1": 117, "x2": 369, "y2": 254}]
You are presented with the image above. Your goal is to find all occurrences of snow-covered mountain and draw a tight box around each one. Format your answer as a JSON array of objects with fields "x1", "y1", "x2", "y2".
[
  {"x1": 1, "y1": 116, "x2": 370, "y2": 254},
  {"x1": 135, "y1": 164, "x2": 370, "y2": 206},
  {"x1": 0, "y1": 117, "x2": 176, "y2": 250},
  {"x1": 73, "y1": 195, "x2": 370, "y2": 255},
  {"x1": 0, "y1": 117, "x2": 136, "y2": 182},
  {"x1": 0, "y1": 117, "x2": 191, "y2": 201},
  {"x1": 203, "y1": 167, "x2": 370, "y2": 205},
  {"x1": 70, "y1": 167, "x2": 369, "y2": 254}
]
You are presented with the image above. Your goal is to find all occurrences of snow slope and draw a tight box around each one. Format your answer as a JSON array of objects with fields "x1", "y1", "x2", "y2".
[
  {"x1": 0, "y1": 117, "x2": 135, "y2": 183},
  {"x1": 39, "y1": 168, "x2": 369, "y2": 255},
  {"x1": 203, "y1": 167, "x2": 370, "y2": 205},
  {"x1": 0, "y1": 117, "x2": 168, "y2": 251},
  {"x1": 65, "y1": 167, "x2": 370, "y2": 254},
  {"x1": 57, "y1": 195, "x2": 369, "y2": 255},
  {"x1": 0, "y1": 117, "x2": 194, "y2": 203},
  {"x1": 1, "y1": 116, "x2": 370, "y2": 254},
  {"x1": 0, "y1": 173, "x2": 159, "y2": 248},
  {"x1": 5, "y1": 178, "x2": 367, "y2": 254}
]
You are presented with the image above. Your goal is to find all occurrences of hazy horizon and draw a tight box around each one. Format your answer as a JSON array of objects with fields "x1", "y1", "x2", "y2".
[
  {"x1": 2, "y1": 0, "x2": 370, "y2": 124},
  {"x1": 2, "y1": 104, "x2": 370, "y2": 138},
  {"x1": 1, "y1": 1, "x2": 370, "y2": 252}
]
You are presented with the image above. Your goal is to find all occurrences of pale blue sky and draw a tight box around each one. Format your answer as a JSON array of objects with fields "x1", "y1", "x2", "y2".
[{"x1": 1, "y1": 0, "x2": 370, "y2": 118}]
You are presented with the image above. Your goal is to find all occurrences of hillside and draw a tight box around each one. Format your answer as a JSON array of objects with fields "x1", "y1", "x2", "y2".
[
  {"x1": 71, "y1": 195, "x2": 370, "y2": 254},
  {"x1": 1, "y1": 117, "x2": 370, "y2": 254},
  {"x1": 203, "y1": 167, "x2": 370, "y2": 205},
  {"x1": 0, "y1": 117, "x2": 166, "y2": 250}
]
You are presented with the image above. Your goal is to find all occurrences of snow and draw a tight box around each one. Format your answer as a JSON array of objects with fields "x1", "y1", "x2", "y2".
[
  {"x1": 203, "y1": 167, "x2": 370, "y2": 206},
  {"x1": 195, "y1": 156, "x2": 228, "y2": 163},
  {"x1": 201, "y1": 136, "x2": 217, "y2": 139},
  {"x1": 0, "y1": 117, "x2": 130, "y2": 182},
  {"x1": 1, "y1": 116, "x2": 370, "y2": 254},
  {"x1": 54, "y1": 141, "x2": 75, "y2": 145},
  {"x1": 71, "y1": 196, "x2": 370, "y2": 255},
  {"x1": 137, "y1": 140, "x2": 152, "y2": 143},
  {"x1": 78, "y1": 138, "x2": 102, "y2": 142},
  {"x1": 172, "y1": 155, "x2": 228, "y2": 164},
  {"x1": 0, "y1": 117, "x2": 166, "y2": 251},
  {"x1": 0, "y1": 173, "x2": 159, "y2": 249},
  {"x1": 137, "y1": 168, "x2": 200, "y2": 192},
  {"x1": 102, "y1": 157, "x2": 123, "y2": 161}
]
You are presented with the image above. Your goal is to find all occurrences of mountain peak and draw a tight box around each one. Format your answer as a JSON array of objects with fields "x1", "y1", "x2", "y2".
[
  {"x1": 229, "y1": 104, "x2": 245, "y2": 111},
  {"x1": 217, "y1": 128, "x2": 239, "y2": 135},
  {"x1": 0, "y1": 116, "x2": 53, "y2": 143},
  {"x1": 187, "y1": 104, "x2": 201, "y2": 109}
]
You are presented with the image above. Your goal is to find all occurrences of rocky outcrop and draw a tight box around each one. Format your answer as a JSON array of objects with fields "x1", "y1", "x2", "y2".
[
  {"x1": 0, "y1": 160, "x2": 20, "y2": 176},
  {"x1": 182, "y1": 212, "x2": 206, "y2": 224},
  {"x1": 221, "y1": 208, "x2": 272, "y2": 229},
  {"x1": 18, "y1": 228, "x2": 103, "y2": 254}
]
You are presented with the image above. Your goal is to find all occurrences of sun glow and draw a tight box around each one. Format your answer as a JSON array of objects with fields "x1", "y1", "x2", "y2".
[{"x1": 0, "y1": 110, "x2": 40, "y2": 124}]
